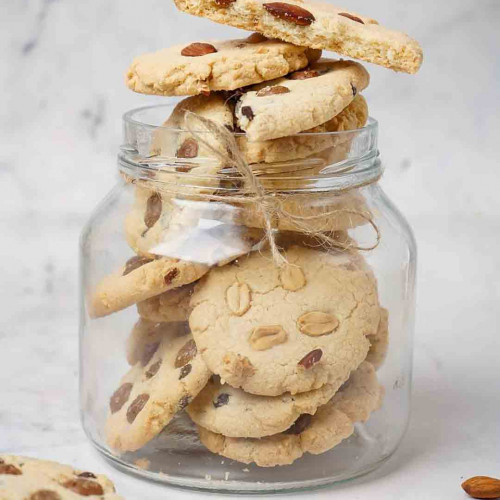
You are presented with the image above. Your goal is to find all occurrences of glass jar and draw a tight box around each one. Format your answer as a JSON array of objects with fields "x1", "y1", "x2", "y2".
[{"x1": 80, "y1": 102, "x2": 416, "y2": 492}]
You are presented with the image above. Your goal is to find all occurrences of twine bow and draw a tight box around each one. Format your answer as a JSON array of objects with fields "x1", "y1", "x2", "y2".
[{"x1": 179, "y1": 111, "x2": 381, "y2": 266}]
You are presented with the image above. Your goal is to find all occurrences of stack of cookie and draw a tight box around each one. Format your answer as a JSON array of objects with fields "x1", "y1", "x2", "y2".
[{"x1": 90, "y1": 0, "x2": 421, "y2": 467}]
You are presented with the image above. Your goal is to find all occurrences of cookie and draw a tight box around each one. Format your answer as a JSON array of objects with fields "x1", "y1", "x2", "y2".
[
  {"x1": 106, "y1": 329, "x2": 211, "y2": 452},
  {"x1": 187, "y1": 375, "x2": 345, "y2": 438},
  {"x1": 366, "y1": 307, "x2": 389, "y2": 370},
  {"x1": 189, "y1": 245, "x2": 380, "y2": 396},
  {"x1": 0, "y1": 455, "x2": 122, "y2": 499},
  {"x1": 197, "y1": 361, "x2": 382, "y2": 467},
  {"x1": 174, "y1": 0, "x2": 423, "y2": 74},
  {"x1": 235, "y1": 59, "x2": 370, "y2": 141},
  {"x1": 126, "y1": 36, "x2": 320, "y2": 96},
  {"x1": 237, "y1": 94, "x2": 368, "y2": 164},
  {"x1": 137, "y1": 284, "x2": 195, "y2": 324},
  {"x1": 126, "y1": 319, "x2": 189, "y2": 365},
  {"x1": 234, "y1": 190, "x2": 372, "y2": 234},
  {"x1": 89, "y1": 254, "x2": 209, "y2": 318}
]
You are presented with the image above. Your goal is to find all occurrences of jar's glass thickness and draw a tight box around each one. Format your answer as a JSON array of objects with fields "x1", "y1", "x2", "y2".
[{"x1": 79, "y1": 103, "x2": 416, "y2": 492}]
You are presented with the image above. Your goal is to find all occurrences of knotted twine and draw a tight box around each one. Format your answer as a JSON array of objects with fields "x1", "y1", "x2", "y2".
[{"x1": 159, "y1": 111, "x2": 381, "y2": 267}]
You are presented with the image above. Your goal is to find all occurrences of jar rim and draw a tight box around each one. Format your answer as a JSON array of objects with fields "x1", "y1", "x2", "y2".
[{"x1": 120, "y1": 102, "x2": 382, "y2": 194}]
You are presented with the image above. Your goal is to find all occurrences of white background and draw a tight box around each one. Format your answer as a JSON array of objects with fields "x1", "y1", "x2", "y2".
[{"x1": 1, "y1": 0, "x2": 499, "y2": 498}]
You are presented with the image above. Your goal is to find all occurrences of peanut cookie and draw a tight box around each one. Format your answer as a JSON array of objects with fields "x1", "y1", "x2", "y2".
[
  {"x1": 237, "y1": 94, "x2": 368, "y2": 164},
  {"x1": 189, "y1": 245, "x2": 380, "y2": 396},
  {"x1": 187, "y1": 375, "x2": 345, "y2": 438},
  {"x1": 89, "y1": 254, "x2": 209, "y2": 318},
  {"x1": 106, "y1": 329, "x2": 211, "y2": 452},
  {"x1": 235, "y1": 59, "x2": 370, "y2": 141},
  {"x1": 126, "y1": 319, "x2": 189, "y2": 365},
  {"x1": 0, "y1": 455, "x2": 122, "y2": 499},
  {"x1": 197, "y1": 362, "x2": 383, "y2": 466},
  {"x1": 366, "y1": 307, "x2": 389, "y2": 370},
  {"x1": 174, "y1": 0, "x2": 423, "y2": 74},
  {"x1": 137, "y1": 284, "x2": 195, "y2": 324},
  {"x1": 126, "y1": 36, "x2": 320, "y2": 96}
]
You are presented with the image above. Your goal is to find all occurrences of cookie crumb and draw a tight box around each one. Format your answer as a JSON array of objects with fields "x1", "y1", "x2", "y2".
[{"x1": 134, "y1": 458, "x2": 150, "y2": 470}]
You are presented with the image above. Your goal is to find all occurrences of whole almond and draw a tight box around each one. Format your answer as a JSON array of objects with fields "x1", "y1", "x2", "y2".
[
  {"x1": 250, "y1": 325, "x2": 287, "y2": 351},
  {"x1": 144, "y1": 192, "x2": 162, "y2": 228},
  {"x1": 462, "y1": 476, "x2": 500, "y2": 499},
  {"x1": 289, "y1": 69, "x2": 320, "y2": 80},
  {"x1": 181, "y1": 43, "x2": 218, "y2": 57},
  {"x1": 298, "y1": 348, "x2": 323, "y2": 369},
  {"x1": 263, "y1": 2, "x2": 315, "y2": 26},
  {"x1": 176, "y1": 138, "x2": 198, "y2": 159},
  {"x1": 280, "y1": 265, "x2": 306, "y2": 291},
  {"x1": 226, "y1": 282, "x2": 251, "y2": 316},
  {"x1": 298, "y1": 312, "x2": 339, "y2": 336},
  {"x1": 257, "y1": 85, "x2": 291, "y2": 97}
]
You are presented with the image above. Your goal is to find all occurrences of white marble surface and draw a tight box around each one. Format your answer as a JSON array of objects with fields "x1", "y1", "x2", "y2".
[{"x1": 1, "y1": 0, "x2": 499, "y2": 498}]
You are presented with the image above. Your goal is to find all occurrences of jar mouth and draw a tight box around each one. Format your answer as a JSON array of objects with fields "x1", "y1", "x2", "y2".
[{"x1": 120, "y1": 102, "x2": 382, "y2": 194}]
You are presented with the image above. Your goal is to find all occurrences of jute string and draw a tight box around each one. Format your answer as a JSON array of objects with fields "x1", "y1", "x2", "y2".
[{"x1": 161, "y1": 112, "x2": 381, "y2": 266}]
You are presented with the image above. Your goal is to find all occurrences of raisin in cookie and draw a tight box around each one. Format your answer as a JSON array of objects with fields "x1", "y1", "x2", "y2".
[
  {"x1": 0, "y1": 455, "x2": 122, "y2": 499},
  {"x1": 106, "y1": 329, "x2": 211, "y2": 452},
  {"x1": 126, "y1": 319, "x2": 189, "y2": 365},
  {"x1": 174, "y1": 0, "x2": 423, "y2": 74},
  {"x1": 235, "y1": 59, "x2": 369, "y2": 141},
  {"x1": 89, "y1": 254, "x2": 209, "y2": 318},
  {"x1": 197, "y1": 362, "x2": 382, "y2": 466},
  {"x1": 237, "y1": 94, "x2": 368, "y2": 164},
  {"x1": 189, "y1": 245, "x2": 380, "y2": 396},
  {"x1": 127, "y1": 36, "x2": 320, "y2": 96},
  {"x1": 187, "y1": 375, "x2": 345, "y2": 438},
  {"x1": 366, "y1": 307, "x2": 389, "y2": 370}
]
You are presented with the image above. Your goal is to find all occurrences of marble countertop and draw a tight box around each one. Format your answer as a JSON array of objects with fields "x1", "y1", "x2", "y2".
[{"x1": 1, "y1": 0, "x2": 499, "y2": 498}]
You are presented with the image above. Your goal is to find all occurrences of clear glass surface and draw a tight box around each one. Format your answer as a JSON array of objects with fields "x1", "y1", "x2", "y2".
[{"x1": 79, "y1": 102, "x2": 416, "y2": 492}]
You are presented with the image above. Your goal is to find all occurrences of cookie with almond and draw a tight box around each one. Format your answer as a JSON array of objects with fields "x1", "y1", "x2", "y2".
[
  {"x1": 0, "y1": 455, "x2": 123, "y2": 498},
  {"x1": 126, "y1": 36, "x2": 320, "y2": 96},
  {"x1": 235, "y1": 59, "x2": 370, "y2": 141},
  {"x1": 189, "y1": 245, "x2": 380, "y2": 396},
  {"x1": 174, "y1": 0, "x2": 422, "y2": 74},
  {"x1": 106, "y1": 328, "x2": 211, "y2": 452}
]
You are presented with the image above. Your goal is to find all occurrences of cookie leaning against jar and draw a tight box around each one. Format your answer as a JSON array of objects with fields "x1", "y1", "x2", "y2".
[
  {"x1": 196, "y1": 362, "x2": 383, "y2": 467},
  {"x1": 173, "y1": 0, "x2": 423, "y2": 74},
  {"x1": 126, "y1": 35, "x2": 321, "y2": 96},
  {"x1": 106, "y1": 327, "x2": 211, "y2": 452},
  {"x1": 0, "y1": 455, "x2": 123, "y2": 498},
  {"x1": 189, "y1": 245, "x2": 380, "y2": 396}
]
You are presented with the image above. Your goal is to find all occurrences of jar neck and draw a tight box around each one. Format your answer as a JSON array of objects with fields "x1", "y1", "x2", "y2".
[{"x1": 119, "y1": 105, "x2": 382, "y2": 195}]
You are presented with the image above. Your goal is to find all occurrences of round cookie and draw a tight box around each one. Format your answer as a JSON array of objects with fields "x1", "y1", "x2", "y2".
[
  {"x1": 189, "y1": 245, "x2": 380, "y2": 396},
  {"x1": 187, "y1": 375, "x2": 344, "y2": 438},
  {"x1": 174, "y1": 0, "x2": 423, "y2": 74},
  {"x1": 137, "y1": 284, "x2": 195, "y2": 324},
  {"x1": 366, "y1": 307, "x2": 389, "y2": 370},
  {"x1": 126, "y1": 36, "x2": 320, "y2": 96},
  {"x1": 235, "y1": 59, "x2": 370, "y2": 141},
  {"x1": 237, "y1": 94, "x2": 368, "y2": 165},
  {"x1": 89, "y1": 254, "x2": 209, "y2": 318},
  {"x1": 197, "y1": 362, "x2": 383, "y2": 467},
  {"x1": 126, "y1": 319, "x2": 189, "y2": 365},
  {"x1": 0, "y1": 455, "x2": 122, "y2": 499},
  {"x1": 106, "y1": 329, "x2": 211, "y2": 452}
]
